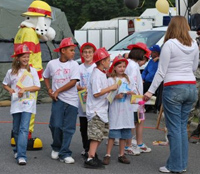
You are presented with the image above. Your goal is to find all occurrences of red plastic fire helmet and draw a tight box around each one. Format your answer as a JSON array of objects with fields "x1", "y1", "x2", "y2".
[
  {"x1": 127, "y1": 42, "x2": 151, "y2": 59},
  {"x1": 127, "y1": 42, "x2": 149, "y2": 52},
  {"x1": 108, "y1": 55, "x2": 128, "y2": 74},
  {"x1": 11, "y1": 44, "x2": 31, "y2": 58},
  {"x1": 93, "y1": 47, "x2": 110, "y2": 63},
  {"x1": 80, "y1": 42, "x2": 97, "y2": 63},
  {"x1": 54, "y1": 37, "x2": 77, "y2": 52}
]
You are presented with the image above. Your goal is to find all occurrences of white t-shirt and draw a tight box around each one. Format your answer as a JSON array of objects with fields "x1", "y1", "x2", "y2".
[
  {"x1": 125, "y1": 59, "x2": 143, "y2": 112},
  {"x1": 2, "y1": 67, "x2": 40, "y2": 114},
  {"x1": 86, "y1": 68, "x2": 109, "y2": 123},
  {"x1": 78, "y1": 63, "x2": 96, "y2": 117},
  {"x1": 108, "y1": 77, "x2": 135, "y2": 129},
  {"x1": 43, "y1": 58, "x2": 80, "y2": 108}
]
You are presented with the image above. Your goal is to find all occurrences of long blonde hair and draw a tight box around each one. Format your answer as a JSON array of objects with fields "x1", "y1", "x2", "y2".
[
  {"x1": 164, "y1": 16, "x2": 192, "y2": 46},
  {"x1": 11, "y1": 54, "x2": 30, "y2": 75},
  {"x1": 110, "y1": 61, "x2": 130, "y2": 84}
]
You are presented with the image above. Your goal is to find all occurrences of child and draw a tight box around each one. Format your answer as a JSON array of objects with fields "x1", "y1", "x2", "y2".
[
  {"x1": 2, "y1": 44, "x2": 41, "y2": 165},
  {"x1": 84, "y1": 47, "x2": 118, "y2": 169},
  {"x1": 77, "y1": 42, "x2": 97, "y2": 158},
  {"x1": 102, "y1": 56, "x2": 135, "y2": 165},
  {"x1": 142, "y1": 45, "x2": 161, "y2": 113},
  {"x1": 124, "y1": 42, "x2": 152, "y2": 155},
  {"x1": 43, "y1": 38, "x2": 80, "y2": 164}
]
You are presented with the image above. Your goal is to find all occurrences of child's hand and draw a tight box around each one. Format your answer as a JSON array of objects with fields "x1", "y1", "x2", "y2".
[
  {"x1": 9, "y1": 89, "x2": 15, "y2": 95},
  {"x1": 18, "y1": 88, "x2": 25, "y2": 98},
  {"x1": 115, "y1": 93, "x2": 124, "y2": 99},
  {"x1": 48, "y1": 89, "x2": 54, "y2": 99},
  {"x1": 110, "y1": 84, "x2": 118, "y2": 91},
  {"x1": 52, "y1": 90, "x2": 59, "y2": 101},
  {"x1": 127, "y1": 91, "x2": 135, "y2": 95}
]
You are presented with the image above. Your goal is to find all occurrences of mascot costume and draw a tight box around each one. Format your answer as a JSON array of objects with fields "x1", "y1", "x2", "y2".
[{"x1": 11, "y1": 0, "x2": 56, "y2": 150}]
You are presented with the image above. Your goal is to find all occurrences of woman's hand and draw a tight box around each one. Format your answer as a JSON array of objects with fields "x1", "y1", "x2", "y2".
[{"x1": 143, "y1": 91, "x2": 153, "y2": 101}]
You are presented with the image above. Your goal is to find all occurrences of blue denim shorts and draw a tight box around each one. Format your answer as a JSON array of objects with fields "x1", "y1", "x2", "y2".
[{"x1": 109, "y1": 128, "x2": 132, "y2": 139}]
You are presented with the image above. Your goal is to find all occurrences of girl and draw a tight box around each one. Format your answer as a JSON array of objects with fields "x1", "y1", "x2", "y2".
[
  {"x1": 124, "y1": 43, "x2": 151, "y2": 156},
  {"x1": 2, "y1": 44, "x2": 40, "y2": 165},
  {"x1": 103, "y1": 56, "x2": 135, "y2": 165}
]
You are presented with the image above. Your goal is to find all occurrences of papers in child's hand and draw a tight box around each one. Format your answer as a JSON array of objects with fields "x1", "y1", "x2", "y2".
[
  {"x1": 12, "y1": 92, "x2": 30, "y2": 101},
  {"x1": 16, "y1": 70, "x2": 33, "y2": 89},
  {"x1": 78, "y1": 89, "x2": 87, "y2": 112},
  {"x1": 130, "y1": 95, "x2": 156, "y2": 105},
  {"x1": 107, "y1": 80, "x2": 122, "y2": 104}
]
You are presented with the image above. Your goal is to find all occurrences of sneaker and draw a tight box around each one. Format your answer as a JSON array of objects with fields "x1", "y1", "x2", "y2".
[
  {"x1": 60, "y1": 156, "x2": 75, "y2": 164},
  {"x1": 159, "y1": 166, "x2": 170, "y2": 173},
  {"x1": 138, "y1": 143, "x2": 151, "y2": 153},
  {"x1": 114, "y1": 139, "x2": 119, "y2": 146},
  {"x1": 95, "y1": 153, "x2": 103, "y2": 164},
  {"x1": 124, "y1": 146, "x2": 140, "y2": 156},
  {"x1": 131, "y1": 138, "x2": 137, "y2": 147},
  {"x1": 18, "y1": 158, "x2": 26, "y2": 165},
  {"x1": 183, "y1": 169, "x2": 187, "y2": 172},
  {"x1": 84, "y1": 158, "x2": 105, "y2": 169},
  {"x1": 14, "y1": 153, "x2": 17, "y2": 159},
  {"x1": 81, "y1": 151, "x2": 88, "y2": 159},
  {"x1": 51, "y1": 150, "x2": 59, "y2": 160},
  {"x1": 102, "y1": 155, "x2": 111, "y2": 165},
  {"x1": 118, "y1": 155, "x2": 130, "y2": 164}
]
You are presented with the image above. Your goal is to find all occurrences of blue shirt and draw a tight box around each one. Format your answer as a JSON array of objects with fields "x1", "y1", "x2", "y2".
[{"x1": 142, "y1": 59, "x2": 159, "y2": 83}]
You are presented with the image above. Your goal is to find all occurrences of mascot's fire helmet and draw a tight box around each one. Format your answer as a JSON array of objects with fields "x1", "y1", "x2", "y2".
[{"x1": 22, "y1": 0, "x2": 52, "y2": 18}]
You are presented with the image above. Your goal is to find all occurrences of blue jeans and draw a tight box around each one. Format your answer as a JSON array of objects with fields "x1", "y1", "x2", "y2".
[
  {"x1": 12, "y1": 112, "x2": 32, "y2": 161},
  {"x1": 162, "y1": 84, "x2": 197, "y2": 172},
  {"x1": 49, "y1": 99, "x2": 78, "y2": 159}
]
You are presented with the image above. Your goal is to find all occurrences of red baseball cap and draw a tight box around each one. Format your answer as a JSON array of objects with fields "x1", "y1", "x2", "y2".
[
  {"x1": 80, "y1": 42, "x2": 97, "y2": 63},
  {"x1": 11, "y1": 44, "x2": 31, "y2": 58},
  {"x1": 54, "y1": 37, "x2": 77, "y2": 52},
  {"x1": 108, "y1": 55, "x2": 128, "y2": 74}
]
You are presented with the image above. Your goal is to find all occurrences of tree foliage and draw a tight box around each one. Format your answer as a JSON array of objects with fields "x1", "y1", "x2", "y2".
[{"x1": 44, "y1": 0, "x2": 176, "y2": 33}]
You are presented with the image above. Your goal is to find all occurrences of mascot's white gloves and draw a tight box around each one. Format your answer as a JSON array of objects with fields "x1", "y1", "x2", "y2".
[{"x1": 39, "y1": 27, "x2": 56, "y2": 41}]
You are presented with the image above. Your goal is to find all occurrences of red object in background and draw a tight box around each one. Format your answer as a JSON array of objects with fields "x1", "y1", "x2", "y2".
[{"x1": 128, "y1": 20, "x2": 135, "y2": 35}]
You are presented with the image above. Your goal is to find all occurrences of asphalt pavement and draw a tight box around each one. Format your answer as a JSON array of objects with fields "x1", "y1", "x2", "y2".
[{"x1": 0, "y1": 103, "x2": 200, "y2": 174}]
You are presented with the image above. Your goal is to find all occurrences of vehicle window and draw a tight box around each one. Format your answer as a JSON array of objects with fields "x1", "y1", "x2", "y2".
[{"x1": 109, "y1": 31, "x2": 165, "y2": 51}]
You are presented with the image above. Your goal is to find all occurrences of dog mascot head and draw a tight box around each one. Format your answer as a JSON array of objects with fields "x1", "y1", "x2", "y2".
[{"x1": 20, "y1": 0, "x2": 56, "y2": 41}]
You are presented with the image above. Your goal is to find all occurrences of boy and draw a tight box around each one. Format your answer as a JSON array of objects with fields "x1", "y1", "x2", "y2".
[
  {"x1": 142, "y1": 45, "x2": 160, "y2": 94},
  {"x1": 43, "y1": 37, "x2": 80, "y2": 164},
  {"x1": 125, "y1": 43, "x2": 152, "y2": 155},
  {"x1": 77, "y1": 42, "x2": 97, "y2": 158},
  {"x1": 84, "y1": 47, "x2": 118, "y2": 169},
  {"x1": 142, "y1": 45, "x2": 161, "y2": 113}
]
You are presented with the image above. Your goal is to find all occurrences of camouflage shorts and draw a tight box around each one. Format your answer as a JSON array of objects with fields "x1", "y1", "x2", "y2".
[{"x1": 88, "y1": 115, "x2": 109, "y2": 142}]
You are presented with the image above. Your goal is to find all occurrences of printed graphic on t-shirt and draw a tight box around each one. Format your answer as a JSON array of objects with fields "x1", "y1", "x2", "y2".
[
  {"x1": 118, "y1": 82, "x2": 131, "y2": 103},
  {"x1": 54, "y1": 68, "x2": 70, "y2": 84},
  {"x1": 80, "y1": 72, "x2": 90, "y2": 87}
]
